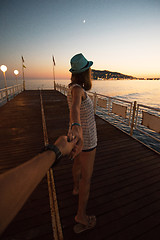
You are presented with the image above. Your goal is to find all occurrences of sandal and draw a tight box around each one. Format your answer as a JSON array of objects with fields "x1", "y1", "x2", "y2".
[{"x1": 73, "y1": 216, "x2": 96, "y2": 233}]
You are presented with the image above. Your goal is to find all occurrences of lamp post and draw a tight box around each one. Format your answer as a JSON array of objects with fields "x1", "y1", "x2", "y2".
[
  {"x1": 0, "y1": 65, "x2": 8, "y2": 101},
  {"x1": 14, "y1": 70, "x2": 19, "y2": 85}
]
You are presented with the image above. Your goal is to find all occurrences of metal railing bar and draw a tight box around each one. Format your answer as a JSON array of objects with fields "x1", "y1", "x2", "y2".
[
  {"x1": 138, "y1": 104, "x2": 160, "y2": 112},
  {"x1": 135, "y1": 127, "x2": 160, "y2": 142},
  {"x1": 90, "y1": 91, "x2": 133, "y2": 104}
]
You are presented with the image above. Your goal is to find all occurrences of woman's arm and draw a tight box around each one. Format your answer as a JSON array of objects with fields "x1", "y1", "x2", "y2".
[
  {"x1": 69, "y1": 86, "x2": 83, "y2": 154},
  {"x1": 70, "y1": 86, "x2": 82, "y2": 123}
]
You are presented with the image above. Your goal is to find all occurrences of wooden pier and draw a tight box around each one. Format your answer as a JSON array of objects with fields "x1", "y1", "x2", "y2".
[{"x1": 0, "y1": 90, "x2": 160, "y2": 240}]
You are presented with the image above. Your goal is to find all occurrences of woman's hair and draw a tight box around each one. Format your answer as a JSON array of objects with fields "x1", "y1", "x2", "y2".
[{"x1": 70, "y1": 68, "x2": 92, "y2": 91}]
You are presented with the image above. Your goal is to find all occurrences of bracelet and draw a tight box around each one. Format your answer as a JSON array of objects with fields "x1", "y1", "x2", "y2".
[
  {"x1": 43, "y1": 144, "x2": 63, "y2": 167},
  {"x1": 71, "y1": 123, "x2": 81, "y2": 129}
]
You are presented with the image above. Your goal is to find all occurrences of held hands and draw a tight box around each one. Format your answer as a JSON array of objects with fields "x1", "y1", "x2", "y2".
[
  {"x1": 68, "y1": 125, "x2": 83, "y2": 158},
  {"x1": 54, "y1": 136, "x2": 78, "y2": 156}
]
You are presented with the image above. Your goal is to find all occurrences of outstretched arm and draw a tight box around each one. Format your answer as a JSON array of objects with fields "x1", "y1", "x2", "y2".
[{"x1": 0, "y1": 136, "x2": 77, "y2": 235}]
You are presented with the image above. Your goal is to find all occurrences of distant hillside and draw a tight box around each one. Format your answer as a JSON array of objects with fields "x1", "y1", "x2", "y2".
[{"x1": 92, "y1": 69, "x2": 135, "y2": 80}]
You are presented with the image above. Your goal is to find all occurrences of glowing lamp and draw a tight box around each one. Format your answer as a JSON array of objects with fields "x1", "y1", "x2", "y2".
[
  {"x1": 14, "y1": 70, "x2": 19, "y2": 75},
  {"x1": 0, "y1": 65, "x2": 7, "y2": 73},
  {"x1": 0, "y1": 65, "x2": 8, "y2": 101}
]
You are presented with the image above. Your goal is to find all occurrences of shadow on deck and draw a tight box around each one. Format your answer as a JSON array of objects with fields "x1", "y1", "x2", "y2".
[{"x1": 0, "y1": 90, "x2": 160, "y2": 240}]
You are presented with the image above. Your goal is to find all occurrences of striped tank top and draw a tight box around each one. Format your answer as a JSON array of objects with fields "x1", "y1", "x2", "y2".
[{"x1": 67, "y1": 84, "x2": 97, "y2": 151}]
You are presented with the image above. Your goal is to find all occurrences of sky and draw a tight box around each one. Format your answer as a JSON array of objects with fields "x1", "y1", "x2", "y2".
[{"x1": 0, "y1": 0, "x2": 160, "y2": 81}]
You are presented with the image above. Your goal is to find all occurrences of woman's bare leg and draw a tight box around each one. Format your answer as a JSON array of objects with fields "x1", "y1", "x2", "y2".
[
  {"x1": 75, "y1": 148, "x2": 96, "y2": 225},
  {"x1": 72, "y1": 154, "x2": 81, "y2": 194}
]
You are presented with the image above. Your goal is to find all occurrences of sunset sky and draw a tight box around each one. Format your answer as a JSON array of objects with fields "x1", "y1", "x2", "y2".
[{"x1": 0, "y1": 0, "x2": 160, "y2": 81}]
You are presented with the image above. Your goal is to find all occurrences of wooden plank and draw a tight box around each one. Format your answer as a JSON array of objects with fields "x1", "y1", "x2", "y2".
[{"x1": 0, "y1": 91, "x2": 52, "y2": 239}]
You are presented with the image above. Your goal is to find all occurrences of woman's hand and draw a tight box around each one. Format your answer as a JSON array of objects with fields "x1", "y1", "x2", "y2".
[
  {"x1": 71, "y1": 125, "x2": 83, "y2": 153},
  {"x1": 68, "y1": 125, "x2": 83, "y2": 158}
]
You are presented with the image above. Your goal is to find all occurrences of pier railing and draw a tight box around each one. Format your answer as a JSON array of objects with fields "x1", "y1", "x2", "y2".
[
  {"x1": 0, "y1": 84, "x2": 23, "y2": 104},
  {"x1": 55, "y1": 83, "x2": 160, "y2": 152},
  {"x1": 135, "y1": 104, "x2": 160, "y2": 142}
]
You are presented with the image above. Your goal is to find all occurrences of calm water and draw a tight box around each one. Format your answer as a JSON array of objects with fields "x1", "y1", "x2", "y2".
[
  {"x1": 91, "y1": 80, "x2": 160, "y2": 109},
  {"x1": 0, "y1": 78, "x2": 160, "y2": 108}
]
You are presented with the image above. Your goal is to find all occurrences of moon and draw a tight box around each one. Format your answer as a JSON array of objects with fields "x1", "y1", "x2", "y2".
[{"x1": 83, "y1": 20, "x2": 86, "y2": 23}]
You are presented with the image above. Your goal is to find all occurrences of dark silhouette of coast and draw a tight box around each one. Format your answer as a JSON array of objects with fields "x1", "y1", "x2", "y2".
[{"x1": 92, "y1": 69, "x2": 160, "y2": 80}]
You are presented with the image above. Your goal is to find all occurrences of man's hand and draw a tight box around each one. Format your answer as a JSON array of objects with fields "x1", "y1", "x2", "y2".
[{"x1": 54, "y1": 136, "x2": 78, "y2": 156}]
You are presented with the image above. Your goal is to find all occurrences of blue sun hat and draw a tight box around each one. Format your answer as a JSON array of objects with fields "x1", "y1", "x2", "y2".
[{"x1": 69, "y1": 53, "x2": 93, "y2": 73}]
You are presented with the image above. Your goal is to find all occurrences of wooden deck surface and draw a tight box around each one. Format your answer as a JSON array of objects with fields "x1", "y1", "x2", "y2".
[{"x1": 0, "y1": 90, "x2": 160, "y2": 240}]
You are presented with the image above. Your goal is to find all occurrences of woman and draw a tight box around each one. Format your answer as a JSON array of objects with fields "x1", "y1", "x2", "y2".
[{"x1": 67, "y1": 53, "x2": 97, "y2": 233}]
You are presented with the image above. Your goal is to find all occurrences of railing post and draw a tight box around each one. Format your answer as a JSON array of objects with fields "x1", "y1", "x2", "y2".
[
  {"x1": 3, "y1": 72, "x2": 8, "y2": 101},
  {"x1": 130, "y1": 101, "x2": 137, "y2": 136},
  {"x1": 13, "y1": 86, "x2": 15, "y2": 97},
  {"x1": 135, "y1": 104, "x2": 139, "y2": 129},
  {"x1": 54, "y1": 81, "x2": 56, "y2": 90},
  {"x1": 23, "y1": 80, "x2": 25, "y2": 91},
  {"x1": 128, "y1": 102, "x2": 133, "y2": 126},
  {"x1": 94, "y1": 92, "x2": 97, "y2": 114},
  {"x1": 6, "y1": 88, "x2": 9, "y2": 101},
  {"x1": 108, "y1": 97, "x2": 111, "y2": 115}
]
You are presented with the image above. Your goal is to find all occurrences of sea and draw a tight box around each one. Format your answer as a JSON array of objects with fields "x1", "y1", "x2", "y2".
[
  {"x1": 1, "y1": 78, "x2": 159, "y2": 108},
  {"x1": 0, "y1": 78, "x2": 160, "y2": 152}
]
